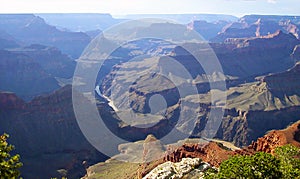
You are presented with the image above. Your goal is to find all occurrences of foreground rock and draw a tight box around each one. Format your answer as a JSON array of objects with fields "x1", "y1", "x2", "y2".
[{"x1": 143, "y1": 158, "x2": 208, "y2": 179}]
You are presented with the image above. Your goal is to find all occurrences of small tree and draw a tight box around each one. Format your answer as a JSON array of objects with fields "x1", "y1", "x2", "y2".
[{"x1": 0, "y1": 133, "x2": 22, "y2": 178}]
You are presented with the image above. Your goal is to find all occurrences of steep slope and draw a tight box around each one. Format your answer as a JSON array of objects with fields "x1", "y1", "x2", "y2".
[
  {"x1": 10, "y1": 44, "x2": 76, "y2": 78},
  {"x1": 0, "y1": 44, "x2": 76, "y2": 100},
  {"x1": 212, "y1": 30, "x2": 299, "y2": 79},
  {"x1": 0, "y1": 85, "x2": 107, "y2": 179},
  {"x1": 0, "y1": 49, "x2": 60, "y2": 100},
  {"x1": 0, "y1": 14, "x2": 91, "y2": 58}
]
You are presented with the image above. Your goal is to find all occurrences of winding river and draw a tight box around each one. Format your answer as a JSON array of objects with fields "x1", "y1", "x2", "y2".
[{"x1": 95, "y1": 86, "x2": 119, "y2": 112}]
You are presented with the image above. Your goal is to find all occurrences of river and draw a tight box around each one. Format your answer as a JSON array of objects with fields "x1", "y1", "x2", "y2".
[{"x1": 95, "y1": 86, "x2": 119, "y2": 112}]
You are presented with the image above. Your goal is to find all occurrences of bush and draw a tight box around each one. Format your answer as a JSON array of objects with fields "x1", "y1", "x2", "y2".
[
  {"x1": 274, "y1": 144, "x2": 300, "y2": 179},
  {"x1": 204, "y1": 144, "x2": 300, "y2": 179},
  {"x1": 0, "y1": 133, "x2": 23, "y2": 178},
  {"x1": 217, "y1": 152, "x2": 282, "y2": 179}
]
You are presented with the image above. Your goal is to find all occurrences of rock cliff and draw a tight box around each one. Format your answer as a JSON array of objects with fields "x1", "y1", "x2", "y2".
[
  {"x1": 0, "y1": 44, "x2": 76, "y2": 100},
  {"x1": 0, "y1": 85, "x2": 107, "y2": 179},
  {"x1": 193, "y1": 63, "x2": 300, "y2": 146},
  {"x1": 248, "y1": 121, "x2": 300, "y2": 154},
  {"x1": 0, "y1": 49, "x2": 60, "y2": 100}
]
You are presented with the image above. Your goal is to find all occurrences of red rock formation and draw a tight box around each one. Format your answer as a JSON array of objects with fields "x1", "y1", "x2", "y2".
[
  {"x1": 163, "y1": 142, "x2": 236, "y2": 167},
  {"x1": 248, "y1": 121, "x2": 300, "y2": 154}
]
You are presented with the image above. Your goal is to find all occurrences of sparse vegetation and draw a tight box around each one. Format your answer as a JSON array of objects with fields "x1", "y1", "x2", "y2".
[{"x1": 84, "y1": 159, "x2": 140, "y2": 179}]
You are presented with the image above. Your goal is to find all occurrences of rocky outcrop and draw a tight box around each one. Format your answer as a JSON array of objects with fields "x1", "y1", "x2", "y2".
[
  {"x1": 143, "y1": 121, "x2": 300, "y2": 177},
  {"x1": 217, "y1": 106, "x2": 300, "y2": 147},
  {"x1": 163, "y1": 142, "x2": 235, "y2": 167},
  {"x1": 248, "y1": 121, "x2": 300, "y2": 154},
  {"x1": 143, "y1": 158, "x2": 207, "y2": 179}
]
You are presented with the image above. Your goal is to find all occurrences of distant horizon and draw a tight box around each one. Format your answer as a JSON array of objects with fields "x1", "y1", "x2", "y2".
[
  {"x1": 112, "y1": 13, "x2": 300, "y2": 19},
  {"x1": 2, "y1": 12, "x2": 300, "y2": 19},
  {"x1": 2, "y1": 12, "x2": 300, "y2": 20},
  {"x1": 0, "y1": 0, "x2": 299, "y2": 18}
]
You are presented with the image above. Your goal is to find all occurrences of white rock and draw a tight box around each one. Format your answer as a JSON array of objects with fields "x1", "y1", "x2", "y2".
[{"x1": 143, "y1": 158, "x2": 210, "y2": 179}]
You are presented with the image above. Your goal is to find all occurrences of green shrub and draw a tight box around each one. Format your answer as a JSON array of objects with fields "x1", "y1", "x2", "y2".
[
  {"x1": 205, "y1": 144, "x2": 300, "y2": 179},
  {"x1": 217, "y1": 152, "x2": 282, "y2": 179},
  {"x1": 0, "y1": 133, "x2": 23, "y2": 178},
  {"x1": 275, "y1": 144, "x2": 300, "y2": 179}
]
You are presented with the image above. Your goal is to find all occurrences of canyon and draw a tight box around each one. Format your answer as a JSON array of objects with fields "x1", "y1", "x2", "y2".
[{"x1": 0, "y1": 14, "x2": 300, "y2": 178}]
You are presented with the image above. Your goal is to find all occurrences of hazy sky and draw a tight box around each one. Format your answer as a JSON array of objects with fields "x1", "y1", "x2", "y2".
[{"x1": 0, "y1": 0, "x2": 299, "y2": 17}]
